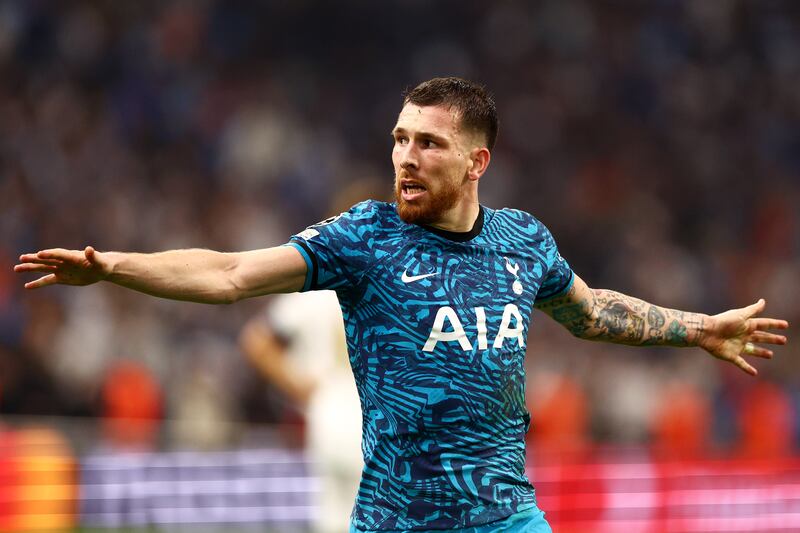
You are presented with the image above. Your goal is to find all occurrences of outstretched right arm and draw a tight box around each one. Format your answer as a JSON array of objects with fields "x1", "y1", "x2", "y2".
[{"x1": 13, "y1": 245, "x2": 307, "y2": 304}]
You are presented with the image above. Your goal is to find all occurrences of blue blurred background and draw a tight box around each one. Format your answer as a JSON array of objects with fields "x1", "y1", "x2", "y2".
[{"x1": 1, "y1": 1, "x2": 799, "y2": 531}]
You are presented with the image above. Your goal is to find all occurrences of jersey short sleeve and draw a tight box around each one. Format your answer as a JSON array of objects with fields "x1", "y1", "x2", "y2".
[
  {"x1": 285, "y1": 200, "x2": 378, "y2": 292},
  {"x1": 534, "y1": 224, "x2": 575, "y2": 303}
]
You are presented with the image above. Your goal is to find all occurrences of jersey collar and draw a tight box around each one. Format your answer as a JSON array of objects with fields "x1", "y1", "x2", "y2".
[{"x1": 419, "y1": 205, "x2": 484, "y2": 242}]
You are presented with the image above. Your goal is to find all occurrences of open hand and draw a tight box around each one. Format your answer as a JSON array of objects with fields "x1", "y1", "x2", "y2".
[
  {"x1": 14, "y1": 246, "x2": 110, "y2": 289},
  {"x1": 700, "y1": 299, "x2": 789, "y2": 376}
]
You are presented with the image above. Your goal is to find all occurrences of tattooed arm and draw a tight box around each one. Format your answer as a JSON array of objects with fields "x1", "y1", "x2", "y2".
[{"x1": 535, "y1": 274, "x2": 789, "y2": 375}]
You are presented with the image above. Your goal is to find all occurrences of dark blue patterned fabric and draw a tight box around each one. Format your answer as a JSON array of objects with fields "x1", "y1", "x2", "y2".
[{"x1": 287, "y1": 201, "x2": 573, "y2": 531}]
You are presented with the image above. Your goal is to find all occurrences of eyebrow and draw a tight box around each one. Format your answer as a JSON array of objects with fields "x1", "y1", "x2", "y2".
[{"x1": 390, "y1": 127, "x2": 448, "y2": 143}]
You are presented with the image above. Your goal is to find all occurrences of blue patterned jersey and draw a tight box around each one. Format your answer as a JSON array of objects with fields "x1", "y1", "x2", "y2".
[{"x1": 287, "y1": 201, "x2": 573, "y2": 531}]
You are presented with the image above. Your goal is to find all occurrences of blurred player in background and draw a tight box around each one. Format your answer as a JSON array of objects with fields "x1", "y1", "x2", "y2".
[
  {"x1": 15, "y1": 77, "x2": 789, "y2": 533},
  {"x1": 240, "y1": 184, "x2": 379, "y2": 532},
  {"x1": 240, "y1": 290, "x2": 361, "y2": 533}
]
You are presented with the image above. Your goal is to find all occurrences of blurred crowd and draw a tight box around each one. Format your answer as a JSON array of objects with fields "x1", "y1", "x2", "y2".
[{"x1": 1, "y1": 0, "x2": 799, "y2": 455}]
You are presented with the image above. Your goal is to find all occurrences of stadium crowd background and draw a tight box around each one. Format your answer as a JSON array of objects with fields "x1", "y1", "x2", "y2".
[{"x1": 1, "y1": 0, "x2": 799, "y2": 462}]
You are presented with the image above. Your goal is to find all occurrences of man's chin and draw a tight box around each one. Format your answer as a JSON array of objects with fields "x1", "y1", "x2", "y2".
[
  {"x1": 395, "y1": 182, "x2": 463, "y2": 225},
  {"x1": 396, "y1": 200, "x2": 436, "y2": 225}
]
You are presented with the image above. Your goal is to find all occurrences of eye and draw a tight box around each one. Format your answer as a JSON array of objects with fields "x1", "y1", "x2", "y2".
[
  {"x1": 395, "y1": 136, "x2": 409, "y2": 145},
  {"x1": 421, "y1": 139, "x2": 437, "y2": 148}
]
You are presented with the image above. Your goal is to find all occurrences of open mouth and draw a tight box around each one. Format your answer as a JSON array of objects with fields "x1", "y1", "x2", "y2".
[{"x1": 401, "y1": 181, "x2": 427, "y2": 201}]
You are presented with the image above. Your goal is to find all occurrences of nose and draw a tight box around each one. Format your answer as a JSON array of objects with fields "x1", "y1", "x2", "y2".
[{"x1": 398, "y1": 143, "x2": 419, "y2": 171}]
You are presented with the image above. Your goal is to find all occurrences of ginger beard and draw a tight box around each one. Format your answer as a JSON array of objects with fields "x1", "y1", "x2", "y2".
[{"x1": 394, "y1": 172, "x2": 467, "y2": 225}]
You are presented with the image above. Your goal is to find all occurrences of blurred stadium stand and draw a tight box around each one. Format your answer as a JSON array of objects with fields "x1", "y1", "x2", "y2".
[{"x1": 1, "y1": 0, "x2": 799, "y2": 530}]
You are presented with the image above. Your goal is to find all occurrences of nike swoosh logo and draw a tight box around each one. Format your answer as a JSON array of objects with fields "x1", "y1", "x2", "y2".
[{"x1": 401, "y1": 270, "x2": 437, "y2": 283}]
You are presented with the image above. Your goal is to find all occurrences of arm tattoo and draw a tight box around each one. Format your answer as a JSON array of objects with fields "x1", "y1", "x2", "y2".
[
  {"x1": 551, "y1": 300, "x2": 593, "y2": 337},
  {"x1": 595, "y1": 298, "x2": 645, "y2": 342},
  {"x1": 645, "y1": 305, "x2": 666, "y2": 344},
  {"x1": 540, "y1": 286, "x2": 706, "y2": 347}
]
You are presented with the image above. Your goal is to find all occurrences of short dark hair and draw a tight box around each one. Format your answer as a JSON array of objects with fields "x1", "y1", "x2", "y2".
[{"x1": 402, "y1": 77, "x2": 498, "y2": 151}]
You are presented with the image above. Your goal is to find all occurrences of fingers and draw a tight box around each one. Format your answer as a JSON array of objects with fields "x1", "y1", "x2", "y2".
[
  {"x1": 16, "y1": 248, "x2": 98, "y2": 270},
  {"x1": 716, "y1": 346, "x2": 760, "y2": 375},
  {"x1": 744, "y1": 298, "x2": 766, "y2": 318},
  {"x1": 13, "y1": 263, "x2": 58, "y2": 274},
  {"x1": 751, "y1": 317, "x2": 790, "y2": 331},
  {"x1": 17, "y1": 253, "x2": 63, "y2": 266},
  {"x1": 730, "y1": 354, "x2": 758, "y2": 376},
  {"x1": 749, "y1": 331, "x2": 788, "y2": 346},
  {"x1": 744, "y1": 298, "x2": 789, "y2": 330},
  {"x1": 742, "y1": 343, "x2": 774, "y2": 359},
  {"x1": 36, "y1": 248, "x2": 83, "y2": 262},
  {"x1": 24, "y1": 274, "x2": 58, "y2": 290}
]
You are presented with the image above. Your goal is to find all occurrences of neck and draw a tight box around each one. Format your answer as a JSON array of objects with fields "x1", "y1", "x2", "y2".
[{"x1": 427, "y1": 192, "x2": 480, "y2": 233}]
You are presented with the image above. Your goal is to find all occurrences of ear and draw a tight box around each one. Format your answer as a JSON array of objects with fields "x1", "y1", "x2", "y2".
[{"x1": 467, "y1": 147, "x2": 491, "y2": 182}]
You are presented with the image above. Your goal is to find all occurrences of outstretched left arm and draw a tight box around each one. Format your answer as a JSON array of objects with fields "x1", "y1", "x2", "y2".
[{"x1": 535, "y1": 274, "x2": 789, "y2": 376}]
